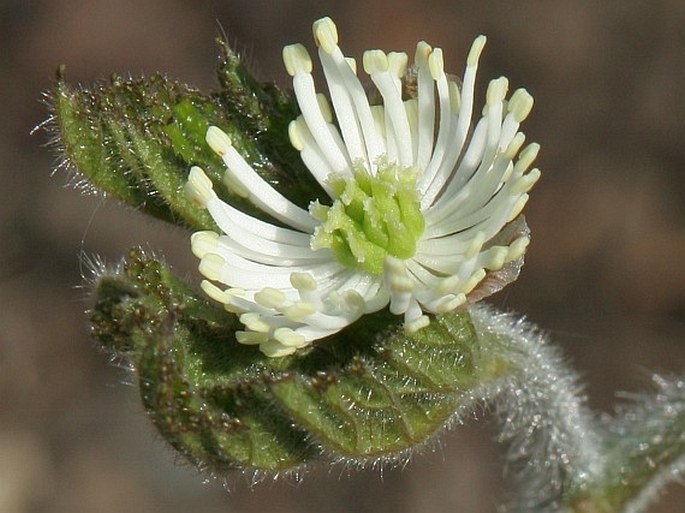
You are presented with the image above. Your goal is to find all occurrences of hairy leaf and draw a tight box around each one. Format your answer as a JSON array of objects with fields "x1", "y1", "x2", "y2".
[{"x1": 91, "y1": 250, "x2": 493, "y2": 473}]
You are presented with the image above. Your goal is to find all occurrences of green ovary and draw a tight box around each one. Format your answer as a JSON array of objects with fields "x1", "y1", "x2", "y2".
[{"x1": 311, "y1": 163, "x2": 425, "y2": 275}]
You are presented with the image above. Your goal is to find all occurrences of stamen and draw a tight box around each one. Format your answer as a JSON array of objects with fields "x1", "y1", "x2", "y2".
[
  {"x1": 206, "y1": 125, "x2": 232, "y2": 156},
  {"x1": 387, "y1": 51, "x2": 408, "y2": 78},
  {"x1": 363, "y1": 49, "x2": 389, "y2": 74},
  {"x1": 461, "y1": 269, "x2": 487, "y2": 294},
  {"x1": 236, "y1": 331, "x2": 270, "y2": 346},
  {"x1": 254, "y1": 288, "x2": 287, "y2": 309},
  {"x1": 486, "y1": 76, "x2": 509, "y2": 106},
  {"x1": 185, "y1": 166, "x2": 214, "y2": 207},
  {"x1": 240, "y1": 312, "x2": 271, "y2": 333},
  {"x1": 514, "y1": 143, "x2": 540, "y2": 175},
  {"x1": 404, "y1": 314, "x2": 430, "y2": 333},
  {"x1": 428, "y1": 48, "x2": 444, "y2": 79},
  {"x1": 200, "y1": 280, "x2": 232, "y2": 304},
  {"x1": 290, "y1": 272, "x2": 317, "y2": 291},
  {"x1": 508, "y1": 88, "x2": 535, "y2": 122},
  {"x1": 288, "y1": 119, "x2": 305, "y2": 150},
  {"x1": 465, "y1": 232, "x2": 486, "y2": 260},
  {"x1": 190, "y1": 19, "x2": 539, "y2": 357},
  {"x1": 274, "y1": 327, "x2": 307, "y2": 348},
  {"x1": 507, "y1": 194, "x2": 529, "y2": 222},
  {"x1": 507, "y1": 236, "x2": 530, "y2": 261},
  {"x1": 284, "y1": 302, "x2": 317, "y2": 322},
  {"x1": 312, "y1": 17, "x2": 338, "y2": 54},
  {"x1": 199, "y1": 253, "x2": 226, "y2": 282},
  {"x1": 259, "y1": 340, "x2": 297, "y2": 357},
  {"x1": 283, "y1": 43, "x2": 313, "y2": 76},
  {"x1": 190, "y1": 230, "x2": 219, "y2": 258},
  {"x1": 512, "y1": 168, "x2": 541, "y2": 194},
  {"x1": 467, "y1": 35, "x2": 487, "y2": 66}
]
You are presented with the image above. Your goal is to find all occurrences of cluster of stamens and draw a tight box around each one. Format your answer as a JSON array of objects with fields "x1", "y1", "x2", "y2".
[{"x1": 185, "y1": 17, "x2": 540, "y2": 357}]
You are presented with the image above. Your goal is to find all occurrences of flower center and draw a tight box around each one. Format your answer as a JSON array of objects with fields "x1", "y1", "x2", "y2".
[{"x1": 310, "y1": 162, "x2": 425, "y2": 275}]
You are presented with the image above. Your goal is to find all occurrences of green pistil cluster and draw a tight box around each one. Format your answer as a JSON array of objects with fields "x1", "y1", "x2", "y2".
[{"x1": 311, "y1": 163, "x2": 425, "y2": 275}]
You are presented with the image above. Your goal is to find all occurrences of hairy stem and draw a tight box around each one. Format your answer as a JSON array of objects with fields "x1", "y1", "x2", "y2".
[{"x1": 469, "y1": 306, "x2": 602, "y2": 512}]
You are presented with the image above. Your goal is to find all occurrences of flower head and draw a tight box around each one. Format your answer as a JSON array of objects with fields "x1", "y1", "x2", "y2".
[{"x1": 186, "y1": 17, "x2": 540, "y2": 357}]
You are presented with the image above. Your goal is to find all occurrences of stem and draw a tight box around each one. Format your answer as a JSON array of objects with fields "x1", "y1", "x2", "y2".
[
  {"x1": 470, "y1": 305, "x2": 603, "y2": 512},
  {"x1": 580, "y1": 374, "x2": 685, "y2": 513},
  {"x1": 470, "y1": 306, "x2": 685, "y2": 512}
]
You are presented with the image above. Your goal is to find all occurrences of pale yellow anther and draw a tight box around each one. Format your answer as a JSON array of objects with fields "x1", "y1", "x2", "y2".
[
  {"x1": 487, "y1": 76, "x2": 509, "y2": 106},
  {"x1": 185, "y1": 166, "x2": 214, "y2": 207},
  {"x1": 448, "y1": 80, "x2": 461, "y2": 112},
  {"x1": 283, "y1": 43, "x2": 313, "y2": 76},
  {"x1": 461, "y1": 269, "x2": 487, "y2": 294},
  {"x1": 428, "y1": 48, "x2": 445, "y2": 80},
  {"x1": 198, "y1": 253, "x2": 225, "y2": 281},
  {"x1": 363, "y1": 49, "x2": 389, "y2": 75},
  {"x1": 284, "y1": 302, "x2": 316, "y2": 322},
  {"x1": 190, "y1": 231, "x2": 219, "y2": 259},
  {"x1": 316, "y1": 93, "x2": 333, "y2": 123},
  {"x1": 240, "y1": 312, "x2": 270, "y2": 333},
  {"x1": 387, "y1": 51, "x2": 409, "y2": 78},
  {"x1": 507, "y1": 194, "x2": 529, "y2": 222},
  {"x1": 221, "y1": 287, "x2": 247, "y2": 314},
  {"x1": 414, "y1": 41, "x2": 432, "y2": 67},
  {"x1": 436, "y1": 275, "x2": 462, "y2": 296},
  {"x1": 200, "y1": 280, "x2": 230, "y2": 304},
  {"x1": 434, "y1": 293, "x2": 466, "y2": 313},
  {"x1": 404, "y1": 315, "x2": 430, "y2": 333},
  {"x1": 504, "y1": 132, "x2": 526, "y2": 161},
  {"x1": 312, "y1": 17, "x2": 338, "y2": 54},
  {"x1": 512, "y1": 168, "x2": 541, "y2": 194},
  {"x1": 254, "y1": 287, "x2": 287, "y2": 309},
  {"x1": 465, "y1": 232, "x2": 486, "y2": 260},
  {"x1": 485, "y1": 247, "x2": 509, "y2": 270},
  {"x1": 290, "y1": 272, "x2": 317, "y2": 291},
  {"x1": 206, "y1": 126, "x2": 232, "y2": 156},
  {"x1": 274, "y1": 327, "x2": 306, "y2": 348},
  {"x1": 289, "y1": 117, "x2": 308, "y2": 151},
  {"x1": 260, "y1": 340, "x2": 297, "y2": 357},
  {"x1": 508, "y1": 88, "x2": 535, "y2": 122},
  {"x1": 514, "y1": 143, "x2": 540, "y2": 174},
  {"x1": 236, "y1": 331, "x2": 269, "y2": 346},
  {"x1": 467, "y1": 35, "x2": 487, "y2": 67},
  {"x1": 342, "y1": 290, "x2": 366, "y2": 314},
  {"x1": 507, "y1": 236, "x2": 530, "y2": 261},
  {"x1": 345, "y1": 57, "x2": 357, "y2": 74}
]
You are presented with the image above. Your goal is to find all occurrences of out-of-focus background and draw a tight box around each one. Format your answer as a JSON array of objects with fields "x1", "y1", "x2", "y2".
[{"x1": 1, "y1": 1, "x2": 684, "y2": 512}]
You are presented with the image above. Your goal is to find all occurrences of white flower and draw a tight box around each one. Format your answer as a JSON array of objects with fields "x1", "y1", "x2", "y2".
[{"x1": 185, "y1": 17, "x2": 540, "y2": 357}]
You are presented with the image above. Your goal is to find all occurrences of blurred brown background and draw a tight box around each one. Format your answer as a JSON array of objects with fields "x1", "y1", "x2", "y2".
[{"x1": 1, "y1": 1, "x2": 684, "y2": 512}]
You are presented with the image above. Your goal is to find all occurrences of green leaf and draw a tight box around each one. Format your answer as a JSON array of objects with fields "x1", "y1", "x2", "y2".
[
  {"x1": 91, "y1": 249, "x2": 314, "y2": 473},
  {"x1": 51, "y1": 39, "x2": 327, "y2": 231},
  {"x1": 90, "y1": 250, "x2": 496, "y2": 473},
  {"x1": 269, "y1": 314, "x2": 479, "y2": 458}
]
